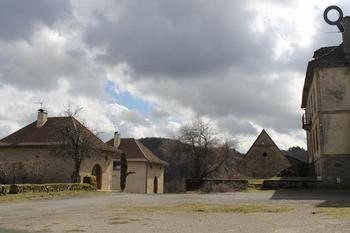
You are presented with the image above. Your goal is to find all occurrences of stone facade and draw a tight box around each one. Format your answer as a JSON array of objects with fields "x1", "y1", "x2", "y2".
[
  {"x1": 242, "y1": 130, "x2": 291, "y2": 178},
  {"x1": 0, "y1": 110, "x2": 120, "y2": 190},
  {"x1": 301, "y1": 17, "x2": 350, "y2": 186},
  {"x1": 0, "y1": 145, "x2": 117, "y2": 190}
]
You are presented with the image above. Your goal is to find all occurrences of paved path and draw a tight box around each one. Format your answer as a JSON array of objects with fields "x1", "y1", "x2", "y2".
[{"x1": 1, "y1": 191, "x2": 350, "y2": 233}]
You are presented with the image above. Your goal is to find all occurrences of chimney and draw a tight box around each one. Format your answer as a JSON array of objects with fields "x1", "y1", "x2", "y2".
[
  {"x1": 342, "y1": 16, "x2": 350, "y2": 57},
  {"x1": 36, "y1": 109, "x2": 48, "y2": 128},
  {"x1": 113, "y1": 131, "x2": 121, "y2": 148}
]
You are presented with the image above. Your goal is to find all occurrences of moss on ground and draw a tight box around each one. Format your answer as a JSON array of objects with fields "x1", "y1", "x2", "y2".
[
  {"x1": 123, "y1": 203, "x2": 292, "y2": 214},
  {"x1": 0, "y1": 190, "x2": 109, "y2": 203},
  {"x1": 318, "y1": 207, "x2": 350, "y2": 219}
]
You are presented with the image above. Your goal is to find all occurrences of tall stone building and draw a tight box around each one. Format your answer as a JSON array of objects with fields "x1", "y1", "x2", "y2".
[{"x1": 301, "y1": 16, "x2": 350, "y2": 185}]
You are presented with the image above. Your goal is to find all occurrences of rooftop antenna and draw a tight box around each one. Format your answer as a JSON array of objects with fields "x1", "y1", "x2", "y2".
[
  {"x1": 324, "y1": 5, "x2": 344, "y2": 32},
  {"x1": 35, "y1": 101, "x2": 44, "y2": 110},
  {"x1": 113, "y1": 123, "x2": 119, "y2": 132}
]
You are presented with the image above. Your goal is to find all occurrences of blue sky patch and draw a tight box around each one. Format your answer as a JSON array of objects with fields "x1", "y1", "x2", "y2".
[{"x1": 106, "y1": 81, "x2": 153, "y2": 114}]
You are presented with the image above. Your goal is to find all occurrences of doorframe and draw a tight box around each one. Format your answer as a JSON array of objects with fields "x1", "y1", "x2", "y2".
[{"x1": 92, "y1": 164, "x2": 102, "y2": 189}]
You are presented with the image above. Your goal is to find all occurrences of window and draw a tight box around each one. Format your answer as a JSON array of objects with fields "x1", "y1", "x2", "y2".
[
  {"x1": 315, "y1": 126, "x2": 319, "y2": 153},
  {"x1": 313, "y1": 88, "x2": 316, "y2": 113},
  {"x1": 113, "y1": 160, "x2": 121, "y2": 170}
]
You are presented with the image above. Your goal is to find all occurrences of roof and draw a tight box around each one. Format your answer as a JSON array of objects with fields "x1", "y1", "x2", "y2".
[
  {"x1": 284, "y1": 154, "x2": 308, "y2": 164},
  {"x1": 106, "y1": 138, "x2": 168, "y2": 165},
  {"x1": 0, "y1": 116, "x2": 117, "y2": 152},
  {"x1": 245, "y1": 129, "x2": 280, "y2": 156},
  {"x1": 301, "y1": 43, "x2": 350, "y2": 108}
]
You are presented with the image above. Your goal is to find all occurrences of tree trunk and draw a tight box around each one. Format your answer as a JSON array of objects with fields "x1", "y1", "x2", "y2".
[{"x1": 71, "y1": 162, "x2": 81, "y2": 183}]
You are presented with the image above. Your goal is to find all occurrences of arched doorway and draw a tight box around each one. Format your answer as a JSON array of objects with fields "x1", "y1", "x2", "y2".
[
  {"x1": 153, "y1": 177, "x2": 158, "y2": 194},
  {"x1": 92, "y1": 164, "x2": 102, "y2": 189}
]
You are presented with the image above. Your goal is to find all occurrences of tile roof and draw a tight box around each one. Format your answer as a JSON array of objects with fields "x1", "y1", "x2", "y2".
[
  {"x1": 0, "y1": 116, "x2": 117, "y2": 152},
  {"x1": 106, "y1": 138, "x2": 168, "y2": 165}
]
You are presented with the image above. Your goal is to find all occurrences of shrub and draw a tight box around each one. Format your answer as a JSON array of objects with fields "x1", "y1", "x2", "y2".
[
  {"x1": 0, "y1": 185, "x2": 7, "y2": 195},
  {"x1": 83, "y1": 175, "x2": 97, "y2": 187},
  {"x1": 9, "y1": 184, "x2": 19, "y2": 194}
]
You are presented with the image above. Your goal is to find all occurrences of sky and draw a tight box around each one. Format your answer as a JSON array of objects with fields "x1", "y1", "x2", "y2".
[{"x1": 0, "y1": 0, "x2": 349, "y2": 152}]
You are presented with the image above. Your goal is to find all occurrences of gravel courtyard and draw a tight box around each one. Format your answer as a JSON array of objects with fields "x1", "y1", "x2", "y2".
[{"x1": 1, "y1": 190, "x2": 350, "y2": 233}]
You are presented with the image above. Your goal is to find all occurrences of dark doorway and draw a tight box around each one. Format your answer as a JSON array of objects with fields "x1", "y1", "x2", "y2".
[
  {"x1": 92, "y1": 164, "x2": 102, "y2": 189},
  {"x1": 153, "y1": 177, "x2": 158, "y2": 193}
]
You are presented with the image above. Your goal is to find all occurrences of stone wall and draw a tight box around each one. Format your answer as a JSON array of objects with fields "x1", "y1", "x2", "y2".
[
  {"x1": 0, "y1": 146, "x2": 118, "y2": 190},
  {"x1": 186, "y1": 179, "x2": 248, "y2": 192},
  {"x1": 261, "y1": 179, "x2": 321, "y2": 189},
  {"x1": 80, "y1": 149, "x2": 117, "y2": 190},
  {"x1": 317, "y1": 155, "x2": 350, "y2": 186}
]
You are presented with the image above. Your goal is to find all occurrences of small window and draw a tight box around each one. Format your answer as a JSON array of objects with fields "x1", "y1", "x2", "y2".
[
  {"x1": 262, "y1": 152, "x2": 268, "y2": 157},
  {"x1": 113, "y1": 160, "x2": 121, "y2": 170}
]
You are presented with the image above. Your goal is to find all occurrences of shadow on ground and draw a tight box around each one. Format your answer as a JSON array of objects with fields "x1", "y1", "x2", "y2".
[{"x1": 270, "y1": 189, "x2": 350, "y2": 207}]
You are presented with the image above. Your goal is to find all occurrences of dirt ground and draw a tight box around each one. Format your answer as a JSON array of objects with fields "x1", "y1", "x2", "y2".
[{"x1": 1, "y1": 190, "x2": 350, "y2": 233}]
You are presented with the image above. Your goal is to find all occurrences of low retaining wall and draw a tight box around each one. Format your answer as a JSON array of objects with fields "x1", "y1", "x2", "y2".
[
  {"x1": 0, "y1": 183, "x2": 95, "y2": 194},
  {"x1": 186, "y1": 179, "x2": 248, "y2": 192},
  {"x1": 261, "y1": 180, "x2": 321, "y2": 189}
]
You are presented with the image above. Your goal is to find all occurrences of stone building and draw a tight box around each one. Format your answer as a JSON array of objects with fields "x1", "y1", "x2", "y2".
[
  {"x1": 242, "y1": 130, "x2": 291, "y2": 178},
  {"x1": 0, "y1": 109, "x2": 120, "y2": 190},
  {"x1": 106, "y1": 137, "x2": 167, "y2": 193},
  {"x1": 301, "y1": 16, "x2": 350, "y2": 186}
]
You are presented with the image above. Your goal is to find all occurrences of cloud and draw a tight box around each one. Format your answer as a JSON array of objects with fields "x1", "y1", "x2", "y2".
[
  {"x1": 84, "y1": 0, "x2": 280, "y2": 77},
  {"x1": 2, "y1": 0, "x2": 349, "y2": 152},
  {"x1": 0, "y1": 0, "x2": 71, "y2": 41}
]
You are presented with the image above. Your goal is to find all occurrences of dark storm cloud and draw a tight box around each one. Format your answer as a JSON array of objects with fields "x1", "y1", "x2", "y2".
[
  {"x1": 85, "y1": 0, "x2": 280, "y2": 77},
  {"x1": 0, "y1": 0, "x2": 71, "y2": 40}
]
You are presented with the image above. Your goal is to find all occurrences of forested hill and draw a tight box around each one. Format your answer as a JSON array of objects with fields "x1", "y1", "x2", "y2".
[{"x1": 138, "y1": 137, "x2": 174, "y2": 162}]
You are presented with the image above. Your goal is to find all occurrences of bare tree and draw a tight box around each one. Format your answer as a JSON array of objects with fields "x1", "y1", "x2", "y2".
[
  {"x1": 52, "y1": 106, "x2": 97, "y2": 182},
  {"x1": 176, "y1": 118, "x2": 235, "y2": 179}
]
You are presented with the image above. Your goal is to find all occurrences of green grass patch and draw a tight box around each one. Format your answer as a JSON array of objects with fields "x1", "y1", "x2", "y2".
[
  {"x1": 64, "y1": 229, "x2": 87, "y2": 233},
  {"x1": 0, "y1": 190, "x2": 109, "y2": 203},
  {"x1": 124, "y1": 203, "x2": 292, "y2": 214},
  {"x1": 318, "y1": 207, "x2": 350, "y2": 219}
]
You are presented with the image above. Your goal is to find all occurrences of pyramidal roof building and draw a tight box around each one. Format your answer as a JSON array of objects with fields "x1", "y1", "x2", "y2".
[{"x1": 242, "y1": 130, "x2": 291, "y2": 178}]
